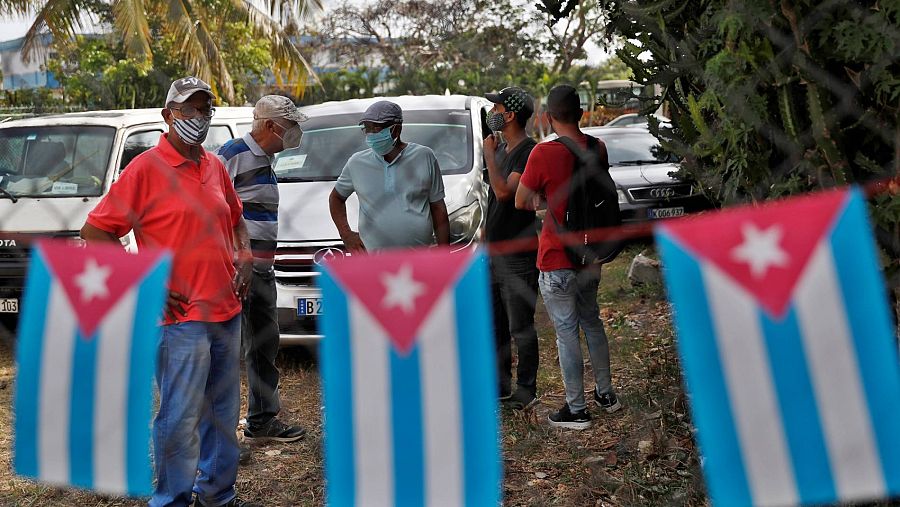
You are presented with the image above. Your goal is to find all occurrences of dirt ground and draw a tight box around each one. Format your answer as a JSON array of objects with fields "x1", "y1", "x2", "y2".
[{"x1": 0, "y1": 245, "x2": 710, "y2": 506}]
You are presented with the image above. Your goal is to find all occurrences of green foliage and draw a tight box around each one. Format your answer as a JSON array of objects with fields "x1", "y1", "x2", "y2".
[
  {"x1": 600, "y1": 0, "x2": 900, "y2": 296},
  {"x1": 44, "y1": 17, "x2": 273, "y2": 109}
]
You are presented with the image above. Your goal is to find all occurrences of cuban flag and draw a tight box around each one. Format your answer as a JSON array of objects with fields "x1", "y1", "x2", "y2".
[
  {"x1": 655, "y1": 188, "x2": 900, "y2": 506},
  {"x1": 317, "y1": 248, "x2": 500, "y2": 506},
  {"x1": 14, "y1": 240, "x2": 171, "y2": 496}
]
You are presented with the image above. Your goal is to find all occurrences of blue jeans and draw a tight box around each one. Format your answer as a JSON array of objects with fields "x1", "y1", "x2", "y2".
[
  {"x1": 150, "y1": 315, "x2": 241, "y2": 507},
  {"x1": 538, "y1": 269, "x2": 613, "y2": 413}
]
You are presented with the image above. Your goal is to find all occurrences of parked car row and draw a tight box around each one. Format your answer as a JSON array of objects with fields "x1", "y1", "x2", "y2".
[{"x1": 0, "y1": 97, "x2": 709, "y2": 346}]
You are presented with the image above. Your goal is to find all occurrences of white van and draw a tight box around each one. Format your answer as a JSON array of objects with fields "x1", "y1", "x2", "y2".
[
  {"x1": 273, "y1": 95, "x2": 493, "y2": 345},
  {"x1": 0, "y1": 107, "x2": 255, "y2": 335}
]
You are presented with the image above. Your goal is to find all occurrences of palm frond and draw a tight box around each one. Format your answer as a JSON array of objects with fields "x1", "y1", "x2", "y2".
[
  {"x1": 112, "y1": 0, "x2": 151, "y2": 59},
  {"x1": 164, "y1": 0, "x2": 216, "y2": 97},
  {"x1": 21, "y1": 0, "x2": 87, "y2": 63},
  {"x1": 238, "y1": 0, "x2": 323, "y2": 96}
]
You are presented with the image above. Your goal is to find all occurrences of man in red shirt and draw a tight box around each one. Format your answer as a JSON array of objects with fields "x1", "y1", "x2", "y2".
[
  {"x1": 515, "y1": 84, "x2": 623, "y2": 430},
  {"x1": 81, "y1": 77, "x2": 258, "y2": 507}
]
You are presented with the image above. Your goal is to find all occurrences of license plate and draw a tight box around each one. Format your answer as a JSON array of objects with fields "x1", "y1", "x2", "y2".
[
  {"x1": 649, "y1": 207, "x2": 685, "y2": 219},
  {"x1": 0, "y1": 298, "x2": 18, "y2": 313},
  {"x1": 297, "y1": 298, "x2": 322, "y2": 316}
]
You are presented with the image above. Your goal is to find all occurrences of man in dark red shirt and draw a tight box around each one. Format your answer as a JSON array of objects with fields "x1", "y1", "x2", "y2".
[
  {"x1": 515, "y1": 84, "x2": 623, "y2": 430},
  {"x1": 81, "y1": 77, "x2": 258, "y2": 507}
]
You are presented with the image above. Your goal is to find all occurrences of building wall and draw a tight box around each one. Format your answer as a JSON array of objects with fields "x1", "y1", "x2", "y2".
[{"x1": 0, "y1": 35, "x2": 58, "y2": 91}]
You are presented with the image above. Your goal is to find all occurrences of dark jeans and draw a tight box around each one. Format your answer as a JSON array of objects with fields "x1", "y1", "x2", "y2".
[
  {"x1": 242, "y1": 268, "x2": 281, "y2": 429},
  {"x1": 491, "y1": 253, "x2": 540, "y2": 397}
]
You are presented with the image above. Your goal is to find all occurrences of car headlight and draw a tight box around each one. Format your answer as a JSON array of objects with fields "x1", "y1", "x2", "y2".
[
  {"x1": 617, "y1": 189, "x2": 629, "y2": 204},
  {"x1": 449, "y1": 201, "x2": 483, "y2": 245}
]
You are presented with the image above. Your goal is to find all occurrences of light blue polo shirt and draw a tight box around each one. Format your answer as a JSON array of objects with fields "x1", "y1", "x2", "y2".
[{"x1": 334, "y1": 142, "x2": 445, "y2": 250}]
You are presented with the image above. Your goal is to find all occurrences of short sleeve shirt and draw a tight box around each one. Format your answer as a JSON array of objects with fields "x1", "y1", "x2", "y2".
[
  {"x1": 520, "y1": 134, "x2": 609, "y2": 272},
  {"x1": 334, "y1": 142, "x2": 445, "y2": 250},
  {"x1": 87, "y1": 133, "x2": 243, "y2": 324},
  {"x1": 485, "y1": 138, "x2": 538, "y2": 245}
]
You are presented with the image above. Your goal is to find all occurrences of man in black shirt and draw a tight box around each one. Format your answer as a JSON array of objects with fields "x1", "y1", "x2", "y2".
[{"x1": 483, "y1": 86, "x2": 540, "y2": 409}]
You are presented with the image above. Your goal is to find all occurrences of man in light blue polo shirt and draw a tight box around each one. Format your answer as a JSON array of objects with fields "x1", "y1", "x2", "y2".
[{"x1": 329, "y1": 100, "x2": 450, "y2": 251}]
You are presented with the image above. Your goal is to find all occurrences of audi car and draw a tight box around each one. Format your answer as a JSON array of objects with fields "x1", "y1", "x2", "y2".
[
  {"x1": 544, "y1": 126, "x2": 710, "y2": 222},
  {"x1": 272, "y1": 95, "x2": 491, "y2": 345}
]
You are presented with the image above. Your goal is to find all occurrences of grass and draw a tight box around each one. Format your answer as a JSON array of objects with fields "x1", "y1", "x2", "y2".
[{"x1": 0, "y1": 244, "x2": 708, "y2": 506}]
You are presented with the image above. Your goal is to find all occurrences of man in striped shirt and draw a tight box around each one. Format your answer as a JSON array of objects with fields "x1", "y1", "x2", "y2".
[{"x1": 217, "y1": 96, "x2": 307, "y2": 453}]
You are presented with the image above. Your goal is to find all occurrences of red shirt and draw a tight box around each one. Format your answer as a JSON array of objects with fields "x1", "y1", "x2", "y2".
[
  {"x1": 520, "y1": 134, "x2": 609, "y2": 271},
  {"x1": 87, "y1": 134, "x2": 243, "y2": 324}
]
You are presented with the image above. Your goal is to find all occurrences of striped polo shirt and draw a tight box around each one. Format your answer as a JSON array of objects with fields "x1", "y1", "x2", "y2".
[{"x1": 217, "y1": 133, "x2": 278, "y2": 270}]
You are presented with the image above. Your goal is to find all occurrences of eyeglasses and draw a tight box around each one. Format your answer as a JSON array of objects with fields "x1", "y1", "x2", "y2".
[
  {"x1": 171, "y1": 105, "x2": 216, "y2": 118},
  {"x1": 359, "y1": 123, "x2": 394, "y2": 134}
]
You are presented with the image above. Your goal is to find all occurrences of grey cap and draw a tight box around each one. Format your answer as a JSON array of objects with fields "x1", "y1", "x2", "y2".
[
  {"x1": 359, "y1": 100, "x2": 403, "y2": 125},
  {"x1": 165, "y1": 76, "x2": 214, "y2": 106},
  {"x1": 254, "y1": 95, "x2": 308, "y2": 123}
]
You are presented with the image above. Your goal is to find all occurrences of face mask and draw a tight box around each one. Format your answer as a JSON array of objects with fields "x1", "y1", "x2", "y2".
[
  {"x1": 275, "y1": 124, "x2": 303, "y2": 150},
  {"x1": 365, "y1": 125, "x2": 397, "y2": 156},
  {"x1": 172, "y1": 116, "x2": 210, "y2": 145},
  {"x1": 486, "y1": 111, "x2": 508, "y2": 132}
]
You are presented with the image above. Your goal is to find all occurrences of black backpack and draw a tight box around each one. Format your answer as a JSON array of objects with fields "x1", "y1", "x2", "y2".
[{"x1": 548, "y1": 135, "x2": 623, "y2": 267}]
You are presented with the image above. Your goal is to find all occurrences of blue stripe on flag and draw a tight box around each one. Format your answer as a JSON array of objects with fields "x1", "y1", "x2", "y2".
[
  {"x1": 390, "y1": 346, "x2": 424, "y2": 506},
  {"x1": 758, "y1": 307, "x2": 835, "y2": 503},
  {"x1": 13, "y1": 249, "x2": 52, "y2": 478},
  {"x1": 453, "y1": 253, "x2": 500, "y2": 504},
  {"x1": 655, "y1": 232, "x2": 753, "y2": 506},
  {"x1": 126, "y1": 257, "x2": 171, "y2": 495},
  {"x1": 317, "y1": 269, "x2": 356, "y2": 506},
  {"x1": 69, "y1": 328, "x2": 97, "y2": 488},
  {"x1": 829, "y1": 189, "x2": 900, "y2": 493}
]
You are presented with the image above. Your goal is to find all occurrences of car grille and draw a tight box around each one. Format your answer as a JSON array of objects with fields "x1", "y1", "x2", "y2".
[
  {"x1": 274, "y1": 242, "x2": 347, "y2": 286},
  {"x1": 627, "y1": 184, "x2": 693, "y2": 202},
  {"x1": 279, "y1": 318, "x2": 320, "y2": 336}
]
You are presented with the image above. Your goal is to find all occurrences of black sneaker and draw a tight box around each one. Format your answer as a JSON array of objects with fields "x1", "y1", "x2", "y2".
[
  {"x1": 243, "y1": 418, "x2": 307, "y2": 443},
  {"x1": 193, "y1": 496, "x2": 262, "y2": 507},
  {"x1": 238, "y1": 444, "x2": 251, "y2": 465},
  {"x1": 503, "y1": 388, "x2": 537, "y2": 410},
  {"x1": 548, "y1": 404, "x2": 592, "y2": 430},
  {"x1": 594, "y1": 391, "x2": 623, "y2": 413},
  {"x1": 498, "y1": 384, "x2": 512, "y2": 401}
]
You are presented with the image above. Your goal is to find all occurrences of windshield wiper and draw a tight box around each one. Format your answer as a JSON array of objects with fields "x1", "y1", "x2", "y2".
[
  {"x1": 0, "y1": 186, "x2": 17, "y2": 203},
  {"x1": 614, "y1": 159, "x2": 665, "y2": 166}
]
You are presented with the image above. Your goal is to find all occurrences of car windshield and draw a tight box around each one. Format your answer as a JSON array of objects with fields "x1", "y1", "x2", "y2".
[
  {"x1": 273, "y1": 109, "x2": 472, "y2": 182},
  {"x1": 593, "y1": 130, "x2": 679, "y2": 166},
  {"x1": 0, "y1": 125, "x2": 115, "y2": 197}
]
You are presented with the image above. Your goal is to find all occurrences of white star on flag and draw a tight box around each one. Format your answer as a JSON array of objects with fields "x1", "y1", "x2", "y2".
[
  {"x1": 730, "y1": 223, "x2": 789, "y2": 278},
  {"x1": 381, "y1": 264, "x2": 426, "y2": 313},
  {"x1": 74, "y1": 257, "x2": 112, "y2": 302}
]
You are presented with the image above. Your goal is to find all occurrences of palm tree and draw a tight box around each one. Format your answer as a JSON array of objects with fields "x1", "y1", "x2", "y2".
[{"x1": 12, "y1": 0, "x2": 321, "y2": 103}]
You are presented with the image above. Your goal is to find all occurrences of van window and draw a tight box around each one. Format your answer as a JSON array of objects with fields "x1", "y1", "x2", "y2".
[
  {"x1": 235, "y1": 123, "x2": 252, "y2": 137},
  {"x1": 120, "y1": 130, "x2": 163, "y2": 172},
  {"x1": 273, "y1": 109, "x2": 473, "y2": 182},
  {"x1": 204, "y1": 125, "x2": 233, "y2": 153},
  {"x1": 0, "y1": 126, "x2": 115, "y2": 197}
]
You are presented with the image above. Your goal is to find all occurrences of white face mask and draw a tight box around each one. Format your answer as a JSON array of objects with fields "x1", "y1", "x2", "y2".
[
  {"x1": 275, "y1": 124, "x2": 303, "y2": 151},
  {"x1": 172, "y1": 116, "x2": 211, "y2": 145}
]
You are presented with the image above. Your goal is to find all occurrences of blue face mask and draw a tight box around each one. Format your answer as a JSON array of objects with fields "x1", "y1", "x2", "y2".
[{"x1": 365, "y1": 125, "x2": 397, "y2": 156}]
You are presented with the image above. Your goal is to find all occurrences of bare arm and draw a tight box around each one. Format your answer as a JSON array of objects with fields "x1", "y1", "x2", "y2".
[
  {"x1": 483, "y1": 135, "x2": 520, "y2": 202},
  {"x1": 515, "y1": 181, "x2": 539, "y2": 210},
  {"x1": 329, "y1": 189, "x2": 366, "y2": 253},
  {"x1": 233, "y1": 218, "x2": 253, "y2": 299},
  {"x1": 430, "y1": 199, "x2": 450, "y2": 245},
  {"x1": 80, "y1": 222, "x2": 120, "y2": 244}
]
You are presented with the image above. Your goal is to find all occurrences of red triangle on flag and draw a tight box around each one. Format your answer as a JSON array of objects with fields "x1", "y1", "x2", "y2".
[
  {"x1": 659, "y1": 189, "x2": 849, "y2": 318},
  {"x1": 38, "y1": 240, "x2": 170, "y2": 337},
  {"x1": 324, "y1": 248, "x2": 475, "y2": 355}
]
